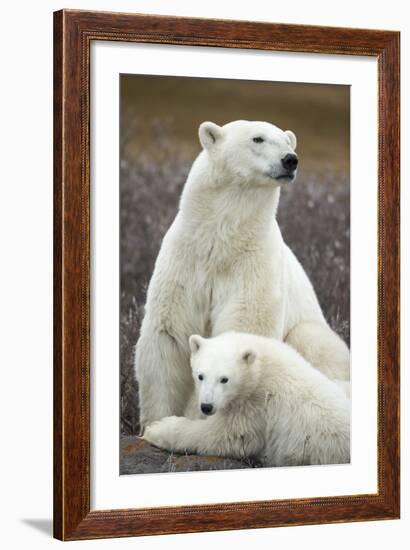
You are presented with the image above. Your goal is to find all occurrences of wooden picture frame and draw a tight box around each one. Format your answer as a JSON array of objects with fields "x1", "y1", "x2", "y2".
[{"x1": 53, "y1": 9, "x2": 400, "y2": 540}]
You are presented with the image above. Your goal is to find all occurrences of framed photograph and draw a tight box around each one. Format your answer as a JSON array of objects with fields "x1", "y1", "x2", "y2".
[{"x1": 54, "y1": 9, "x2": 400, "y2": 540}]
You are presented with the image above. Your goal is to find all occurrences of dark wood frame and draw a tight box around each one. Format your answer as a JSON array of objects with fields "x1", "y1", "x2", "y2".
[{"x1": 54, "y1": 9, "x2": 400, "y2": 541}]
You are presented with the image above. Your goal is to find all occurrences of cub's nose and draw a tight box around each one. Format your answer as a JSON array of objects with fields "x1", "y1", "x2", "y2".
[
  {"x1": 281, "y1": 153, "x2": 298, "y2": 171},
  {"x1": 201, "y1": 403, "x2": 214, "y2": 415}
]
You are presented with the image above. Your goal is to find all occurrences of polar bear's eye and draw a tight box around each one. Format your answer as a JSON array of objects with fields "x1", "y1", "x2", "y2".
[
  {"x1": 198, "y1": 374, "x2": 204, "y2": 381},
  {"x1": 220, "y1": 377, "x2": 229, "y2": 384},
  {"x1": 253, "y1": 137, "x2": 265, "y2": 144}
]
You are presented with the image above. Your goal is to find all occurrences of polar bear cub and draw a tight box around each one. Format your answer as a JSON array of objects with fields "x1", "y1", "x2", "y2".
[{"x1": 144, "y1": 332, "x2": 350, "y2": 467}]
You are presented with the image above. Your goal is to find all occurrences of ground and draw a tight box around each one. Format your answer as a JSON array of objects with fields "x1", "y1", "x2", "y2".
[{"x1": 120, "y1": 436, "x2": 260, "y2": 475}]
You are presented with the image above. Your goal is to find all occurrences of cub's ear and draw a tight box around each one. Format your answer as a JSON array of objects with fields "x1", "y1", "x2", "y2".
[
  {"x1": 189, "y1": 334, "x2": 205, "y2": 354},
  {"x1": 242, "y1": 350, "x2": 256, "y2": 366},
  {"x1": 285, "y1": 130, "x2": 297, "y2": 150},
  {"x1": 199, "y1": 122, "x2": 223, "y2": 150}
]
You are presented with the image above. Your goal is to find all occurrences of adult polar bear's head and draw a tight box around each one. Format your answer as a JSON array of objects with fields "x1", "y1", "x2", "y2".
[{"x1": 198, "y1": 120, "x2": 298, "y2": 186}]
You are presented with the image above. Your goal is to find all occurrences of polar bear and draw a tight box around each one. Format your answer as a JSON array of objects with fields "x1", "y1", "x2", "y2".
[
  {"x1": 135, "y1": 120, "x2": 350, "y2": 430},
  {"x1": 143, "y1": 332, "x2": 350, "y2": 466}
]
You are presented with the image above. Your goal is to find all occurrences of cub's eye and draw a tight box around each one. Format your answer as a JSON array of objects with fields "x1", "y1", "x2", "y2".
[
  {"x1": 198, "y1": 374, "x2": 204, "y2": 381},
  {"x1": 220, "y1": 377, "x2": 229, "y2": 384},
  {"x1": 253, "y1": 137, "x2": 264, "y2": 144}
]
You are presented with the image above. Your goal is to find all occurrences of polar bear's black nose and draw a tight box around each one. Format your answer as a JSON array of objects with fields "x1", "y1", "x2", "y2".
[
  {"x1": 201, "y1": 403, "x2": 214, "y2": 415},
  {"x1": 281, "y1": 153, "x2": 298, "y2": 171}
]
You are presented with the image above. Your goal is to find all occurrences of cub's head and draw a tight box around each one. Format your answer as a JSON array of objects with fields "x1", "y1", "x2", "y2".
[
  {"x1": 198, "y1": 120, "x2": 298, "y2": 186},
  {"x1": 189, "y1": 333, "x2": 257, "y2": 416}
]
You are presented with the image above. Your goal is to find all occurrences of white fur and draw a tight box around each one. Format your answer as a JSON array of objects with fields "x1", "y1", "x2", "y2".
[
  {"x1": 144, "y1": 332, "x2": 350, "y2": 467},
  {"x1": 135, "y1": 120, "x2": 350, "y2": 428}
]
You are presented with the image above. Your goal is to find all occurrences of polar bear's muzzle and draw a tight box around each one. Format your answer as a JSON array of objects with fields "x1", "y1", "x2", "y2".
[
  {"x1": 281, "y1": 153, "x2": 298, "y2": 172},
  {"x1": 276, "y1": 153, "x2": 298, "y2": 182},
  {"x1": 200, "y1": 403, "x2": 215, "y2": 416},
  {"x1": 267, "y1": 153, "x2": 298, "y2": 183}
]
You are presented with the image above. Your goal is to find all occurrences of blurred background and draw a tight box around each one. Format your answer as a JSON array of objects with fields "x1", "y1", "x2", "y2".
[{"x1": 120, "y1": 75, "x2": 350, "y2": 473}]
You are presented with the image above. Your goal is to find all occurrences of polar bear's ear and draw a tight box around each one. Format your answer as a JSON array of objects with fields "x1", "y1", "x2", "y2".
[
  {"x1": 285, "y1": 130, "x2": 297, "y2": 150},
  {"x1": 199, "y1": 122, "x2": 223, "y2": 150},
  {"x1": 189, "y1": 334, "x2": 205, "y2": 354},
  {"x1": 242, "y1": 350, "x2": 256, "y2": 366}
]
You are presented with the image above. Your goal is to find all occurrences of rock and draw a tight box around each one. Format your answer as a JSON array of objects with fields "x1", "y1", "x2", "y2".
[{"x1": 120, "y1": 435, "x2": 260, "y2": 475}]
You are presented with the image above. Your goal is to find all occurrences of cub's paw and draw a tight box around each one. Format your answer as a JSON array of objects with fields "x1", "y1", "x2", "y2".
[{"x1": 143, "y1": 416, "x2": 185, "y2": 451}]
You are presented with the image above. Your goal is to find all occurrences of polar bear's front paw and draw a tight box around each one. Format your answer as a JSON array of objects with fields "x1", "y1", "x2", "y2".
[{"x1": 143, "y1": 416, "x2": 186, "y2": 452}]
